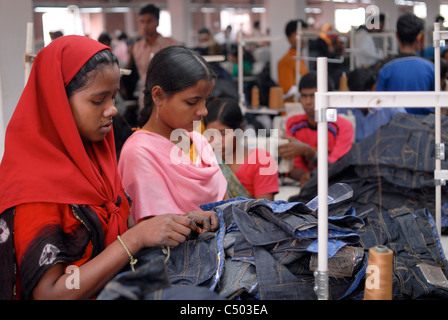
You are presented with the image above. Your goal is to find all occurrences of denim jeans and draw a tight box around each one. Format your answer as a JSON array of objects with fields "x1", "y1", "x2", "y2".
[
  {"x1": 214, "y1": 197, "x2": 365, "y2": 300},
  {"x1": 216, "y1": 230, "x2": 258, "y2": 299},
  {"x1": 97, "y1": 257, "x2": 223, "y2": 300},
  {"x1": 99, "y1": 194, "x2": 365, "y2": 300},
  {"x1": 133, "y1": 231, "x2": 218, "y2": 288},
  {"x1": 293, "y1": 113, "x2": 448, "y2": 299},
  {"x1": 356, "y1": 205, "x2": 448, "y2": 299},
  {"x1": 294, "y1": 113, "x2": 448, "y2": 219}
]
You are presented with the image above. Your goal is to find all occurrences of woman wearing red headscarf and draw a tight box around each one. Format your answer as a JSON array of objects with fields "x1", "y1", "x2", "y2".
[{"x1": 0, "y1": 35, "x2": 218, "y2": 300}]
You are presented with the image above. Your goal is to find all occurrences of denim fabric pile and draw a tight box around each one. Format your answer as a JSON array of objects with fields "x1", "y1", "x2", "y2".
[
  {"x1": 292, "y1": 112, "x2": 448, "y2": 299},
  {"x1": 98, "y1": 113, "x2": 448, "y2": 300},
  {"x1": 98, "y1": 189, "x2": 366, "y2": 300}
]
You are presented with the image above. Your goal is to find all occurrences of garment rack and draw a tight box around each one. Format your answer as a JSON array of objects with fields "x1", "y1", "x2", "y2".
[
  {"x1": 235, "y1": 31, "x2": 280, "y2": 112},
  {"x1": 314, "y1": 22, "x2": 448, "y2": 300}
]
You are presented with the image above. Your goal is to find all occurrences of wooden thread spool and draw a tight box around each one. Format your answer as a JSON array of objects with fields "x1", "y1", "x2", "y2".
[
  {"x1": 251, "y1": 86, "x2": 260, "y2": 107},
  {"x1": 364, "y1": 245, "x2": 393, "y2": 300},
  {"x1": 269, "y1": 87, "x2": 284, "y2": 109},
  {"x1": 339, "y1": 71, "x2": 349, "y2": 91}
]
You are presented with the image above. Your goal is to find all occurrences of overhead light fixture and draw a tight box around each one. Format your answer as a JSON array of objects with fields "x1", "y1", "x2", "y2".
[
  {"x1": 201, "y1": 7, "x2": 217, "y2": 13},
  {"x1": 252, "y1": 7, "x2": 266, "y2": 13},
  {"x1": 79, "y1": 7, "x2": 103, "y2": 14},
  {"x1": 305, "y1": 7, "x2": 322, "y2": 14},
  {"x1": 34, "y1": 7, "x2": 65, "y2": 13},
  {"x1": 103, "y1": 7, "x2": 131, "y2": 13},
  {"x1": 394, "y1": 0, "x2": 424, "y2": 6},
  {"x1": 35, "y1": 6, "x2": 103, "y2": 14}
]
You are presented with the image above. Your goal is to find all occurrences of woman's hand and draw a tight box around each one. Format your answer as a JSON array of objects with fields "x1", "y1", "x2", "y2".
[
  {"x1": 184, "y1": 210, "x2": 219, "y2": 234},
  {"x1": 126, "y1": 210, "x2": 219, "y2": 256},
  {"x1": 135, "y1": 214, "x2": 199, "y2": 248}
]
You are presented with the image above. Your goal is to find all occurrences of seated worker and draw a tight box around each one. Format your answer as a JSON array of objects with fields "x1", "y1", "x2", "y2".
[
  {"x1": 118, "y1": 46, "x2": 228, "y2": 224},
  {"x1": 194, "y1": 27, "x2": 224, "y2": 56},
  {"x1": 278, "y1": 19, "x2": 309, "y2": 102},
  {"x1": 0, "y1": 36, "x2": 218, "y2": 300},
  {"x1": 204, "y1": 98, "x2": 279, "y2": 200},
  {"x1": 341, "y1": 68, "x2": 406, "y2": 142},
  {"x1": 376, "y1": 13, "x2": 434, "y2": 115},
  {"x1": 229, "y1": 45, "x2": 254, "y2": 79},
  {"x1": 278, "y1": 72, "x2": 354, "y2": 186}
]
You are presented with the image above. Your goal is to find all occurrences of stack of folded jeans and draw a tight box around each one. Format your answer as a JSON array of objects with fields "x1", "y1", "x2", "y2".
[
  {"x1": 99, "y1": 115, "x2": 448, "y2": 300},
  {"x1": 99, "y1": 184, "x2": 366, "y2": 300},
  {"x1": 291, "y1": 112, "x2": 448, "y2": 299},
  {"x1": 207, "y1": 191, "x2": 365, "y2": 300}
]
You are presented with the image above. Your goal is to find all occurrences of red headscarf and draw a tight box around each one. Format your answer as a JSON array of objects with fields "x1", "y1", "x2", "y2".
[{"x1": 0, "y1": 35, "x2": 128, "y2": 245}]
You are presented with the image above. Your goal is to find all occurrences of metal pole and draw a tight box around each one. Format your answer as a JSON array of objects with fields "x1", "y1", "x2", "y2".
[
  {"x1": 434, "y1": 22, "x2": 443, "y2": 236},
  {"x1": 24, "y1": 22, "x2": 34, "y2": 87},
  {"x1": 350, "y1": 27, "x2": 355, "y2": 71},
  {"x1": 295, "y1": 21, "x2": 303, "y2": 103},
  {"x1": 237, "y1": 30, "x2": 245, "y2": 110},
  {"x1": 315, "y1": 57, "x2": 329, "y2": 300}
]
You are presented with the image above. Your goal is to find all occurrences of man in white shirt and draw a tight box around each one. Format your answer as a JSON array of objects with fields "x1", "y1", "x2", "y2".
[{"x1": 354, "y1": 25, "x2": 384, "y2": 69}]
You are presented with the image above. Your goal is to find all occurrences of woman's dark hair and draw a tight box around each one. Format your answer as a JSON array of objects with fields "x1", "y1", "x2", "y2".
[
  {"x1": 348, "y1": 68, "x2": 376, "y2": 91},
  {"x1": 138, "y1": 46, "x2": 216, "y2": 127},
  {"x1": 299, "y1": 71, "x2": 317, "y2": 91},
  {"x1": 285, "y1": 19, "x2": 307, "y2": 37},
  {"x1": 298, "y1": 71, "x2": 335, "y2": 92},
  {"x1": 139, "y1": 4, "x2": 160, "y2": 20},
  {"x1": 204, "y1": 98, "x2": 243, "y2": 130},
  {"x1": 396, "y1": 13, "x2": 424, "y2": 46},
  {"x1": 98, "y1": 32, "x2": 112, "y2": 45},
  {"x1": 65, "y1": 49, "x2": 118, "y2": 97}
]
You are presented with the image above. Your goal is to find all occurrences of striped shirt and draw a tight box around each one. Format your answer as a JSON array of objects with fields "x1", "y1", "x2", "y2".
[
  {"x1": 132, "y1": 34, "x2": 179, "y2": 108},
  {"x1": 132, "y1": 34, "x2": 179, "y2": 81},
  {"x1": 285, "y1": 114, "x2": 354, "y2": 172}
]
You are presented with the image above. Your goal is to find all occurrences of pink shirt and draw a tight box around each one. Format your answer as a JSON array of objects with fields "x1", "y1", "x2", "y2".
[
  {"x1": 235, "y1": 149, "x2": 279, "y2": 197},
  {"x1": 118, "y1": 130, "x2": 227, "y2": 222}
]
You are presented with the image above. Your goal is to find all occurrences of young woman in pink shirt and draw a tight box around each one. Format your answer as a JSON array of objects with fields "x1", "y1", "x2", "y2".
[
  {"x1": 118, "y1": 46, "x2": 228, "y2": 224},
  {"x1": 205, "y1": 98, "x2": 279, "y2": 200}
]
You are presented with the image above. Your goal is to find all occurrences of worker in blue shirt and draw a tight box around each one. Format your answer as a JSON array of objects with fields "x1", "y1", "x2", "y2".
[{"x1": 376, "y1": 13, "x2": 434, "y2": 115}]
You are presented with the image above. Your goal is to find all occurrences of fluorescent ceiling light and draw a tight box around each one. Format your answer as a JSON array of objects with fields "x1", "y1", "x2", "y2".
[
  {"x1": 103, "y1": 7, "x2": 131, "y2": 13},
  {"x1": 79, "y1": 7, "x2": 103, "y2": 13},
  {"x1": 394, "y1": 0, "x2": 424, "y2": 6},
  {"x1": 252, "y1": 7, "x2": 266, "y2": 13},
  {"x1": 201, "y1": 7, "x2": 217, "y2": 13},
  {"x1": 305, "y1": 7, "x2": 322, "y2": 14},
  {"x1": 35, "y1": 6, "x2": 131, "y2": 14},
  {"x1": 34, "y1": 7, "x2": 65, "y2": 12}
]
